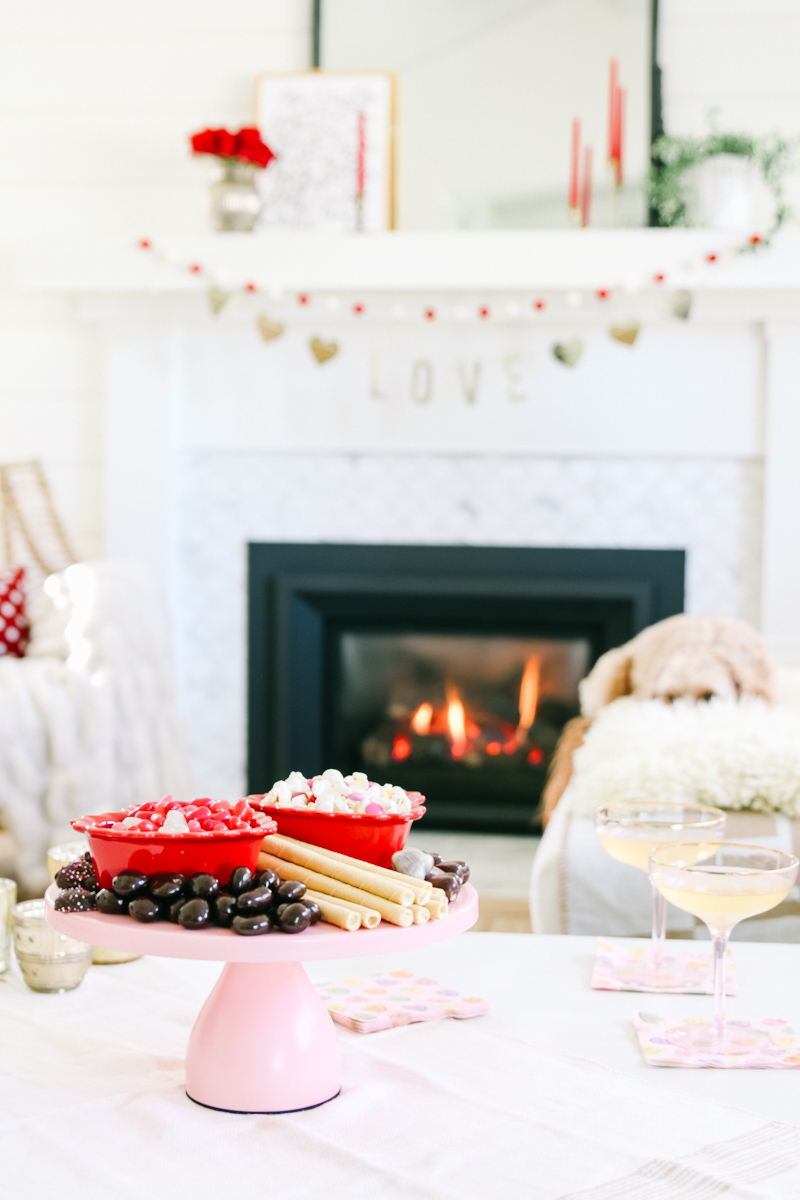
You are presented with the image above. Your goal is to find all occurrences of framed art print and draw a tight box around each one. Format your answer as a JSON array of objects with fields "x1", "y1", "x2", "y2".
[{"x1": 255, "y1": 70, "x2": 395, "y2": 232}]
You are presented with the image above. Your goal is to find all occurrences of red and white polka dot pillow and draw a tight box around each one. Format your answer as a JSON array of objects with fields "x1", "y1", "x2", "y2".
[{"x1": 0, "y1": 566, "x2": 29, "y2": 657}]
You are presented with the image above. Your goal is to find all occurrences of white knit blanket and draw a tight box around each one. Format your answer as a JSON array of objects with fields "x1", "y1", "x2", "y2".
[
  {"x1": 0, "y1": 561, "x2": 193, "y2": 890},
  {"x1": 570, "y1": 696, "x2": 800, "y2": 819}
]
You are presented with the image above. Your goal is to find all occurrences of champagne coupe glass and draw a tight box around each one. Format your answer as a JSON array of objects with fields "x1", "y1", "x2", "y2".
[
  {"x1": 649, "y1": 844, "x2": 798, "y2": 1050},
  {"x1": 594, "y1": 802, "x2": 726, "y2": 969}
]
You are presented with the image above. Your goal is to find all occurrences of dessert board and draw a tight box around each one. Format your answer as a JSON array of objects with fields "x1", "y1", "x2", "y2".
[{"x1": 45, "y1": 882, "x2": 478, "y2": 1113}]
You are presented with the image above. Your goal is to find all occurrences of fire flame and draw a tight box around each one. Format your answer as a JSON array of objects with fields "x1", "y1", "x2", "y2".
[
  {"x1": 446, "y1": 686, "x2": 467, "y2": 758},
  {"x1": 411, "y1": 701, "x2": 433, "y2": 736},
  {"x1": 516, "y1": 655, "x2": 540, "y2": 742}
]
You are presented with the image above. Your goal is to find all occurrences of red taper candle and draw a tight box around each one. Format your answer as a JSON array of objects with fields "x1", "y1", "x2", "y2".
[
  {"x1": 357, "y1": 110, "x2": 366, "y2": 198},
  {"x1": 608, "y1": 60, "x2": 619, "y2": 164},
  {"x1": 569, "y1": 118, "x2": 581, "y2": 211},
  {"x1": 581, "y1": 146, "x2": 593, "y2": 227}
]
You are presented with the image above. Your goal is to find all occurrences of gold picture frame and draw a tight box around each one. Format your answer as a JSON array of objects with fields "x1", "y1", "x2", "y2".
[{"x1": 254, "y1": 69, "x2": 396, "y2": 232}]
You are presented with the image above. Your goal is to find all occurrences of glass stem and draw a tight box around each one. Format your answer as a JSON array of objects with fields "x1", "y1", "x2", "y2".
[
  {"x1": 712, "y1": 930, "x2": 730, "y2": 1034},
  {"x1": 651, "y1": 883, "x2": 666, "y2": 967}
]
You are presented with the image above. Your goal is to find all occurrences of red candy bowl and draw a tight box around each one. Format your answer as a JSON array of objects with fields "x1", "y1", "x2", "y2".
[
  {"x1": 248, "y1": 793, "x2": 426, "y2": 869},
  {"x1": 72, "y1": 805, "x2": 277, "y2": 888}
]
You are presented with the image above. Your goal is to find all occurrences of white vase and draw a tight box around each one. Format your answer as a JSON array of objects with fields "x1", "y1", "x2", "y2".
[{"x1": 686, "y1": 154, "x2": 770, "y2": 231}]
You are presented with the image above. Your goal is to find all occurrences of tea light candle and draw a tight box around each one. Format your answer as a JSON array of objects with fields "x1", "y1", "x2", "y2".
[{"x1": 12, "y1": 899, "x2": 92, "y2": 993}]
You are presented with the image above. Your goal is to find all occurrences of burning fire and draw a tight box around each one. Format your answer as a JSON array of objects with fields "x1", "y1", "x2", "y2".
[
  {"x1": 389, "y1": 657, "x2": 546, "y2": 767},
  {"x1": 516, "y1": 655, "x2": 540, "y2": 743},
  {"x1": 446, "y1": 686, "x2": 467, "y2": 758},
  {"x1": 410, "y1": 701, "x2": 433, "y2": 735}
]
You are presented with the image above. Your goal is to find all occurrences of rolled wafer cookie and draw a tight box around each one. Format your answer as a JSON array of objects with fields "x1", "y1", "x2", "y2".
[
  {"x1": 262, "y1": 834, "x2": 415, "y2": 907},
  {"x1": 305, "y1": 888, "x2": 380, "y2": 929},
  {"x1": 303, "y1": 892, "x2": 361, "y2": 931},
  {"x1": 279, "y1": 836, "x2": 432, "y2": 905},
  {"x1": 411, "y1": 904, "x2": 431, "y2": 924},
  {"x1": 425, "y1": 898, "x2": 448, "y2": 920},
  {"x1": 257, "y1": 852, "x2": 414, "y2": 927}
]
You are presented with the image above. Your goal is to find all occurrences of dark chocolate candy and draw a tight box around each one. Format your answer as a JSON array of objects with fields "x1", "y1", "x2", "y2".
[
  {"x1": 278, "y1": 902, "x2": 311, "y2": 933},
  {"x1": 214, "y1": 895, "x2": 238, "y2": 926},
  {"x1": 228, "y1": 866, "x2": 254, "y2": 896},
  {"x1": 187, "y1": 873, "x2": 219, "y2": 901},
  {"x1": 55, "y1": 858, "x2": 98, "y2": 892},
  {"x1": 277, "y1": 879, "x2": 307, "y2": 902},
  {"x1": 95, "y1": 888, "x2": 127, "y2": 915},
  {"x1": 111, "y1": 870, "x2": 149, "y2": 899},
  {"x1": 438, "y1": 860, "x2": 470, "y2": 882},
  {"x1": 129, "y1": 896, "x2": 162, "y2": 923},
  {"x1": 232, "y1": 913, "x2": 272, "y2": 936},
  {"x1": 427, "y1": 872, "x2": 461, "y2": 900},
  {"x1": 148, "y1": 874, "x2": 186, "y2": 900},
  {"x1": 54, "y1": 887, "x2": 96, "y2": 913},
  {"x1": 255, "y1": 868, "x2": 280, "y2": 891},
  {"x1": 178, "y1": 898, "x2": 211, "y2": 928},
  {"x1": 236, "y1": 886, "x2": 272, "y2": 914}
]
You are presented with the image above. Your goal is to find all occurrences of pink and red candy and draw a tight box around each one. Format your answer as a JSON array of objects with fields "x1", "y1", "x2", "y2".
[{"x1": 109, "y1": 796, "x2": 261, "y2": 834}]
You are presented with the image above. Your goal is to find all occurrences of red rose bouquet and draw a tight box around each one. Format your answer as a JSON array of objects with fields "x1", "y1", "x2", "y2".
[{"x1": 190, "y1": 126, "x2": 275, "y2": 169}]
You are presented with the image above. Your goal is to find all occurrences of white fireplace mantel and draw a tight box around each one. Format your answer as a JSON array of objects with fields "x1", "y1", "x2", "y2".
[
  {"x1": 18, "y1": 228, "x2": 800, "y2": 302},
  {"x1": 16, "y1": 231, "x2": 800, "y2": 764}
]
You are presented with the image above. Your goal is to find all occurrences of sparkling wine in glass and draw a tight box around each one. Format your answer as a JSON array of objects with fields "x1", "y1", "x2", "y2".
[
  {"x1": 649, "y1": 843, "x2": 798, "y2": 1050},
  {"x1": 594, "y1": 802, "x2": 726, "y2": 969}
]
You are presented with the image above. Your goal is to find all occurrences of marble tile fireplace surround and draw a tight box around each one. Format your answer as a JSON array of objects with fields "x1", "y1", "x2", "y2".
[{"x1": 20, "y1": 230, "x2": 800, "y2": 797}]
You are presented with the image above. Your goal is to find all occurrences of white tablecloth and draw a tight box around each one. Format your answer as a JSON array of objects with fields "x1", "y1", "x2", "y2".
[{"x1": 3, "y1": 934, "x2": 800, "y2": 1199}]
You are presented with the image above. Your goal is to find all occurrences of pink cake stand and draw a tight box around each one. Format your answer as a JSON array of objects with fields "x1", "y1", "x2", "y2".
[{"x1": 45, "y1": 883, "x2": 478, "y2": 1114}]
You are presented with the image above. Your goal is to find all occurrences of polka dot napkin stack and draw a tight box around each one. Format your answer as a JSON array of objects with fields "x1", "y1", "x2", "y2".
[
  {"x1": 0, "y1": 567, "x2": 29, "y2": 657},
  {"x1": 316, "y1": 971, "x2": 490, "y2": 1033}
]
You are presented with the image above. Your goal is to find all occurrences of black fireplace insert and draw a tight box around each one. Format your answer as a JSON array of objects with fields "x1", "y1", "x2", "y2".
[{"x1": 247, "y1": 544, "x2": 684, "y2": 833}]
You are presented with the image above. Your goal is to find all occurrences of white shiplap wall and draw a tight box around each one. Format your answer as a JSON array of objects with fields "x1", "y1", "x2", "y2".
[
  {"x1": 2, "y1": 0, "x2": 311, "y2": 558},
  {"x1": 661, "y1": 1, "x2": 800, "y2": 158}
]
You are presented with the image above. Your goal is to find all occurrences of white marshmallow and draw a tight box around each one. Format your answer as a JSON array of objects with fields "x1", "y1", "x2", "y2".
[
  {"x1": 272, "y1": 780, "x2": 292, "y2": 805},
  {"x1": 286, "y1": 771, "x2": 311, "y2": 796}
]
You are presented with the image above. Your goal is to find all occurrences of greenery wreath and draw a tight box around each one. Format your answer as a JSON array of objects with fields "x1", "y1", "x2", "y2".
[{"x1": 646, "y1": 132, "x2": 796, "y2": 239}]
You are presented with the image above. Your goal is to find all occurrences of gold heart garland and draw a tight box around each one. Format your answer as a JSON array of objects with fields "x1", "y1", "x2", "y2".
[
  {"x1": 610, "y1": 321, "x2": 640, "y2": 346},
  {"x1": 208, "y1": 285, "x2": 231, "y2": 315},
  {"x1": 310, "y1": 336, "x2": 339, "y2": 364},
  {"x1": 671, "y1": 290, "x2": 692, "y2": 320},
  {"x1": 257, "y1": 315, "x2": 285, "y2": 342},
  {"x1": 552, "y1": 339, "x2": 583, "y2": 367}
]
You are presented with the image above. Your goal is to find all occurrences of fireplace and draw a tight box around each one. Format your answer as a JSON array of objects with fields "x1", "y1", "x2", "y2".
[{"x1": 247, "y1": 544, "x2": 684, "y2": 833}]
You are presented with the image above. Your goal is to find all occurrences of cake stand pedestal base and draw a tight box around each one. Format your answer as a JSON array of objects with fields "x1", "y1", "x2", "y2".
[
  {"x1": 45, "y1": 882, "x2": 478, "y2": 1113},
  {"x1": 185, "y1": 960, "x2": 342, "y2": 1113}
]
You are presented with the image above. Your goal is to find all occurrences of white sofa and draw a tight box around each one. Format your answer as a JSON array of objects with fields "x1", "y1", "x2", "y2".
[{"x1": 0, "y1": 561, "x2": 192, "y2": 892}]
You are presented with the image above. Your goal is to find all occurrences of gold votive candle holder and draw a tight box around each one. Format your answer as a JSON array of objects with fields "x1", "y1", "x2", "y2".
[
  {"x1": 0, "y1": 878, "x2": 17, "y2": 973},
  {"x1": 12, "y1": 899, "x2": 92, "y2": 993},
  {"x1": 46, "y1": 839, "x2": 89, "y2": 882}
]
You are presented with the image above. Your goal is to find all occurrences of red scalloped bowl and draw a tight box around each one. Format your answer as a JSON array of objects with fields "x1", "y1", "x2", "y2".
[
  {"x1": 71, "y1": 811, "x2": 277, "y2": 888},
  {"x1": 248, "y1": 793, "x2": 426, "y2": 868}
]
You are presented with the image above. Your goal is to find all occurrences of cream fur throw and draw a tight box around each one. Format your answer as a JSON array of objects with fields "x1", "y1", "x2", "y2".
[
  {"x1": 569, "y1": 696, "x2": 800, "y2": 818},
  {"x1": 0, "y1": 560, "x2": 193, "y2": 891}
]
